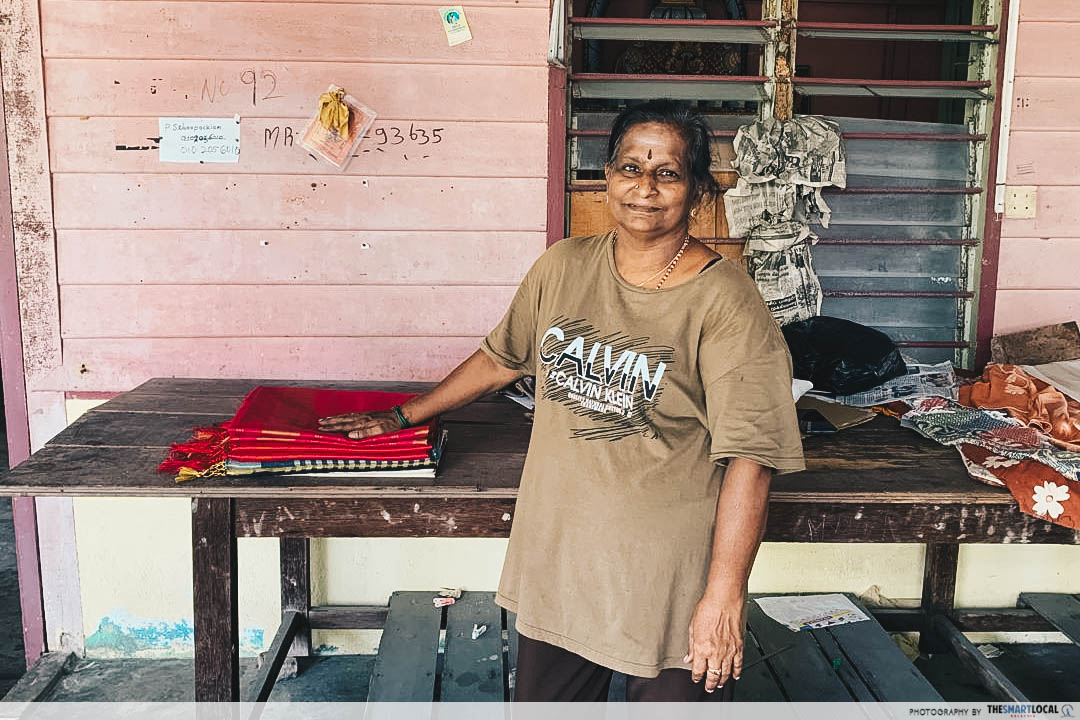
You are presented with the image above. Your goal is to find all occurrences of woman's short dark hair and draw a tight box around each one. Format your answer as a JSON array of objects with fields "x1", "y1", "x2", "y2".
[{"x1": 605, "y1": 100, "x2": 720, "y2": 211}]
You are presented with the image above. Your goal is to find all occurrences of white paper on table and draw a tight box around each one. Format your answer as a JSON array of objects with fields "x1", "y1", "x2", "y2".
[
  {"x1": 754, "y1": 594, "x2": 870, "y2": 632},
  {"x1": 159, "y1": 117, "x2": 240, "y2": 163}
]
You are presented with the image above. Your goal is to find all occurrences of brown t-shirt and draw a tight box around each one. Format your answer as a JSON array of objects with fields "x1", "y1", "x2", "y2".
[{"x1": 480, "y1": 231, "x2": 804, "y2": 677}]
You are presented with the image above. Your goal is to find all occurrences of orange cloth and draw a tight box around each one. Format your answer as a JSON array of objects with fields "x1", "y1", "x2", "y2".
[{"x1": 959, "y1": 364, "x2": 1080, "y2": 452}]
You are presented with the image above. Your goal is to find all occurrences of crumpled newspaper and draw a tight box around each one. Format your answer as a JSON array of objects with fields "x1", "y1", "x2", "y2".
[
  {"x1": 724, "y1": 115, "x2": 846, "y2": 325},
  {"x1": 745, "y1": 243, "x2": 822, "y2": 326},
  {"x1": 731, "y1": 115, "x2": 846, "y2": 187}
]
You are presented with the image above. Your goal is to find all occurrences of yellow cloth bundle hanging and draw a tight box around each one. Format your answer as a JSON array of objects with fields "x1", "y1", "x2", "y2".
[{"x1": 317, "y1": 88, "x2": 351, "y2": 140}]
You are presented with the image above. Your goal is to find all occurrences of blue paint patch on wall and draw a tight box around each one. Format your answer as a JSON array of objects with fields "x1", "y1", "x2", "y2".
[
  {"x1": 86, "y1": 610, "x2": 267, "y2": 657},
  {"x1": 241, "y1": 627, "x2": 265, "y2": 650}
]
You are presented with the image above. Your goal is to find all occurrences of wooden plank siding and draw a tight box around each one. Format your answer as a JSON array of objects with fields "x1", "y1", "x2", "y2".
[
  {"x1": 56, "y1": 230, "x2": 543, "y2": 285},
  {"x1": 995, "y1": 15, "x2": 1080, "y2": 335},
  {"x1": 48, "y1": 338, "x2": 489, "y2": 392},
  {"x1": 41, "y1": 2, "x2": 548, "y2": 65},
  {"x1": 48, "y1": 118, "x2": 547, "y2": 177},
  {"x1": 45, "y1": 60, "x2": 546, "y2": 120},
  {"x1": 42, "y1": 0, "x2": 549, "y2": 392},
  {"x1": 52, "y1": 175, "x2": 547, "y2": 230}
]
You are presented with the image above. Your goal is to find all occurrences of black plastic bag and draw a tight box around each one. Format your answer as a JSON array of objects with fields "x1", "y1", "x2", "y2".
[{"x1": 781, "y1": 316, "x2": 907, "y2": 395}]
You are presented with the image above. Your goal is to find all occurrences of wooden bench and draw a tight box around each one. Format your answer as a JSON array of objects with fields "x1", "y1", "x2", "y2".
[
  {"x1": 928, "y1": 592, "x2": 1080, "y2": 703},
  {"x1": 366, "y1": 590, "x2": 943, "y2": 702}
]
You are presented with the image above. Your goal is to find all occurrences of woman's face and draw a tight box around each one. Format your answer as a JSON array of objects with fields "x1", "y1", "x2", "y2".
[{"x1": 605, "y1": 122, "x2": 694, "y2": 239}]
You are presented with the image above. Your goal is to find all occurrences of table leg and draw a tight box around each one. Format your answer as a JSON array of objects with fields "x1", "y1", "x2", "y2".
[
  {"x1": 280, "y1": 537, "x2": 311, "y2": 657},
  {"x1": 919, "y1": 542, "x2": 959, "y2": 654},
  {"x1": 192, "y1": 497, "x2": 239, "y2": 702}
]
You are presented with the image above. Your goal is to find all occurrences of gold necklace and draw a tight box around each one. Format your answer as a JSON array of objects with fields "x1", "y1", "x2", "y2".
[{"x1": 614, "y1": 230, "x2": 692, "y2": 290}]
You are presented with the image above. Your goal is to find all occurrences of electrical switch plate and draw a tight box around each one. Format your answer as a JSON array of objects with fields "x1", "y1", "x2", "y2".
[{"x1": 1004, "y1": 186, "x2": 1037, "y2": 219}]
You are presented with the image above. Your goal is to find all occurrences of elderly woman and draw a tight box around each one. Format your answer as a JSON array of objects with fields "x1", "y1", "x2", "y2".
[{"x1": 319, "y1": 100, "x2": 804, "y2": 702}]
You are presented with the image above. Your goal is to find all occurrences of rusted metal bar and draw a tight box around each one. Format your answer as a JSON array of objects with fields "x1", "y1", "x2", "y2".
[
  {"x1": 823, "y1": 290, "x2": 975, "y2": 299},
  {"x1": 568, "y1": 184, "x2": 981, "y2": 194},
  {"x1": 568, "y1": 72, "x2": 770, "y2": 83},
  {"x1": 825, "y1": 185, "x2": 989, "y2": 194},
  {"x1": 570, "y1": 17, "x2": 773, "y2": 28},
  {"x1": 772, "y1": 0, "x2": 797, "y2": 121},
  {"x1": 797, "y1": 78, "x2": 991, "y2": 89},
  {"x1": 569, "y1": 128, "x2": 985, "y2": 141},
  {"x1": 699, "y1": 238, "x2": 980, "y2": 246},
  {"x1": 798, "y1": 22, "x2": 997, "y2": 33}
]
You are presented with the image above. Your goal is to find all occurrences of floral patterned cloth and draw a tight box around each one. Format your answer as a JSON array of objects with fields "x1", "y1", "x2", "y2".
[
  {"x1": 903, "y1": 396, "x2": 1080, "y2": 528},
  {"x1": 903, "y1": 397, "x2": 1080, "y2": 482},
  {"x1": 957, "y1": 444, "x2": 1078, "y2": 529}
]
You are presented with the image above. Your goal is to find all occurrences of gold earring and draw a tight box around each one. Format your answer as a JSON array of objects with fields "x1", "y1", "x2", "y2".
[{"x1": 691, "y1": 208, "x2": 698, "y2": 219}]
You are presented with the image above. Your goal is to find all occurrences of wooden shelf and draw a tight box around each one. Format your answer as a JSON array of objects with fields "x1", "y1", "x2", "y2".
[
  {"x1": 570, "y1": 73, "x2": 768, "y2": 101},
  {"x1": 798, "y1": 22, "x2": 996, "y2": 42},
  {"x1": 570, "y1": 17, "x2": 772, "y2": 44}
]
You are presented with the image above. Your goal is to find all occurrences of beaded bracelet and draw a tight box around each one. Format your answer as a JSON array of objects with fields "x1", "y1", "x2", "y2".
[{"x1": 391, "y1": 404, "x2": 412, "y2": 429}]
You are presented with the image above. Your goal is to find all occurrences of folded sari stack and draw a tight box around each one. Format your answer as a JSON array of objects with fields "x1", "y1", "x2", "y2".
[{"x1": 158, "y1": 386, "x2": 445, "y2": 482}]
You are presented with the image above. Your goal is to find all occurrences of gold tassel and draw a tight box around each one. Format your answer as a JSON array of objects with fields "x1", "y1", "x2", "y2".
[
  {"x1": 317, "y1": 88, "x2": 351, "y2": 140},
  {"x1": 174, "y1": 467, "x2": 202, "y2": 483},
  {"x1": 174, "y1": 460, "x2": 227, "y2": 483}
]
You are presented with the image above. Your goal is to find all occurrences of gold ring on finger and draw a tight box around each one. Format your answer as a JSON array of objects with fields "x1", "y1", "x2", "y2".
[{"x1": 707, "y1": 669, "x2": 721, "y2": 675}]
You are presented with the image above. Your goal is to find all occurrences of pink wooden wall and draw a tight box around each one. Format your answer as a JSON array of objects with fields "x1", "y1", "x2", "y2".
[
  {"x1": 995, "y1": 1, "x2": 1080, "y2": 334},
  {"x1": 42, "y1": 0, "x2": 549, "y2": 393}
]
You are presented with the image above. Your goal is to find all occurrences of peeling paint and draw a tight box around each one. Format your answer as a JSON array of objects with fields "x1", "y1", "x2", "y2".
[
  {"x1": 84, "y1": 611, "x2": 266, "y2": 658},
  {"x1": 1, "y1": 0, "x2": 62, "y2": 384}
]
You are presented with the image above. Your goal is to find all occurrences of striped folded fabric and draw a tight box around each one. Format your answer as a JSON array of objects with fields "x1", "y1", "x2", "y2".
[
  {"x1": 158, "y1": 386, "x2": 444, "y2": 482},
  {"x1": 226, "y1": 455, "x2": 440, "y2": 477}
]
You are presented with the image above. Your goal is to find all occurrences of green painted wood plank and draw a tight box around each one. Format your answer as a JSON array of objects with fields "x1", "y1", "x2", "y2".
[
  {"x1": 442, "y1": 592, "x2": 505, "y2": 701},
  {"x1": 826, "y1": 594, "x2": 942, "y2": 701},
  {"x1": 810, "y1": 627, "x2": 877, "y2": 702},
  {"x1": 1019, "y1": 593, "x2": 1080, "y2": 647},
  {"x1": 506, "y1": 611, "x2": 519, "y2": 701},
  {"x1": 746, "y1": 599, "x2": 853, "y2": 701},
  {"x1": 737, "y1": 623, "x2": 786, "y2": 701},
  {"x1": 367, "y1": 591, "x2": 442, "y2": 701}
]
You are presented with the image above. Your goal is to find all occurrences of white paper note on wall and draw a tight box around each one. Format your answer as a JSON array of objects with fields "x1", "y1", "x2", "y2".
[{"x1": 159, "y1": 117, "x2": 240, "y2": 163}]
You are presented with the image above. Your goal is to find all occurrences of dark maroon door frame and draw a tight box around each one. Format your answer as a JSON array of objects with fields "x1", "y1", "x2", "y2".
[
  {"x1": 547, "y1": 65, "x2": 568, "y2": 247},
  {"x1": 974, "y1": 0, "x2": 1010, "y2": 369}
]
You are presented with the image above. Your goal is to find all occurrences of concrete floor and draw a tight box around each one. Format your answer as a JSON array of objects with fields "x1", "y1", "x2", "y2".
[{"x1": 44, "y1": 656, "x2": 378, "y2": 702}]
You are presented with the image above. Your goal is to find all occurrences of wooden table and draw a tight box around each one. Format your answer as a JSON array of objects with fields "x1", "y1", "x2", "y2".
[{"x1": 2, "y1": 377, "x2": 1078, "y2": 701}]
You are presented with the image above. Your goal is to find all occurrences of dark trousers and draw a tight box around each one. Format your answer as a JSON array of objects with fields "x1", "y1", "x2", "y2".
[{"x1": 514, "y1": 633, "x2": 737, "y2": 702}]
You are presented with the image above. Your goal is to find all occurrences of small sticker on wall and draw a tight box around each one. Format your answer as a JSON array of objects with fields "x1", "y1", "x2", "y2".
[
  {"x1": 439, "y1": 6, "x2": 472, "y2": 47},
  {"x1": 158, "y1": 118, "x2": 240, "y2": 163}
]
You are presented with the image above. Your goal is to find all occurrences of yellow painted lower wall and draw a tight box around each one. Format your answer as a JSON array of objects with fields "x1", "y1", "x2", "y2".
[{"x1": 66, "y1": 399, "x2": 1080, "y2": 657}]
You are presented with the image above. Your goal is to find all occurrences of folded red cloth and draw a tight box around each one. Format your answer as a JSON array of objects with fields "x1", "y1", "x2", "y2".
[
  {"x1": 228, "y1": 386, "x2": 432, "y2": 444},
  {"x1": 159, "y1": 386, "x2": 437, "y2": 477}
]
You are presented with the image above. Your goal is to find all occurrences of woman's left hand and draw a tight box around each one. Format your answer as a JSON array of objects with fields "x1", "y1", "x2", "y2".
[{"x1": 684, "y1": 589, "x2": 746, "y2": 693}]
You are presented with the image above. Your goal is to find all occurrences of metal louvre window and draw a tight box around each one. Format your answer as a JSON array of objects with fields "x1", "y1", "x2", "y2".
[{"x1": 557, "y1": 0, "x2": 1007, "y2": 368}]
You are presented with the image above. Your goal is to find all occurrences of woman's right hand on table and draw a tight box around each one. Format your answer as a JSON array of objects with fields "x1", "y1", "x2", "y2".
[{"x1": 318, "y1": 410, "x2": 402, "y2": 440}]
